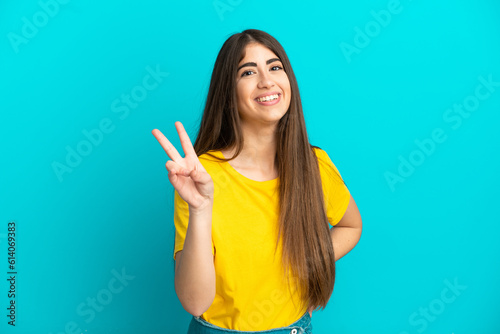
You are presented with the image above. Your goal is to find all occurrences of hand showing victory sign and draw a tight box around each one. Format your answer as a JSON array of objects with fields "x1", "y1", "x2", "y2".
[{"x1": 152, "y1": 122, "x2": 214, "y2": 210}]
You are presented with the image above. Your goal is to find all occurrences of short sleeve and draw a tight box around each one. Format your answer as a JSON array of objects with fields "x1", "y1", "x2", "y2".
[
  {"x1": 173, "y1": 190, "x2": 215, "y2": 260},
  {"x1": 314, "y1": 148, "x2": 351, "y2": 227}
]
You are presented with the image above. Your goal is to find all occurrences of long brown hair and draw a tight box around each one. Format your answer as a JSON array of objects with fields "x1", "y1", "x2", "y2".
[{"x1": 193, "y1": 29, "x2": 338, "y2": 311}]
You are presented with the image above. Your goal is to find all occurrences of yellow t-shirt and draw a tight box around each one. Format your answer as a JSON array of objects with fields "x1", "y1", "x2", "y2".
[{"x1": 173, "y1": 147, "x2": 350, "y2": 330}]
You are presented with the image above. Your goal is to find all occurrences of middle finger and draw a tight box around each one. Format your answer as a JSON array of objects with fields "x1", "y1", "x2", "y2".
[{"x1": 175, "y1": 122, "x2": 197, "y2": 158}]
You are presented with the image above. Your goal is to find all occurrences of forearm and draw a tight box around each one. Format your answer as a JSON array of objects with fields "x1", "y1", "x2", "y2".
[
  {"x1": 175, "y1": 204, "x2": 216, "y2": 316},
  {"x1": 307, "y1": 225, "x2": 362, "y2": 316},
  {"x1": 331, "y1": 226, "x2": 362, "y2": 262}
]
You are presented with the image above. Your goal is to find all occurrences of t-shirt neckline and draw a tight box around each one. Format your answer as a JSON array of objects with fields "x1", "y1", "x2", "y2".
[{"x1": 211, "y1": 150, "x2": 279, "y2": 186}]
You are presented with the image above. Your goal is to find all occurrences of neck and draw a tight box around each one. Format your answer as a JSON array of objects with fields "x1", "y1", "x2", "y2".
[{"x1": 227, "y1": 123, "x2": 278, "y2": 171}]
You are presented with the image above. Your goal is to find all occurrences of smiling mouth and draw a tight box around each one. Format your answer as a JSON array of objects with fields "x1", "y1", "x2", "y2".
[{"x1": 255, "y1": 93, "x2": 280, "y2": 102}]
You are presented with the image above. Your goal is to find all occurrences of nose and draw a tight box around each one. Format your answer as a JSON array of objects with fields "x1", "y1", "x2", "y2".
[{"x1": 257, "y1": 69, "x2": 275, "y2": 89}]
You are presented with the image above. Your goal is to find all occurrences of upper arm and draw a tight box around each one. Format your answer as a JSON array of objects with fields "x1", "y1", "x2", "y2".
[
  {"x1": 333, "y1": 194, "x2": 362, "y2": 230},
  {"x1": 175, "y1": 251, "x2": 182, "y2": 272}
]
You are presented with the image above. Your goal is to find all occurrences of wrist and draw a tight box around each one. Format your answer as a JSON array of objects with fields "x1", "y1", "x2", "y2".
[{"x1": 189, "y1": 198, "x2": 213, "y2": 216}]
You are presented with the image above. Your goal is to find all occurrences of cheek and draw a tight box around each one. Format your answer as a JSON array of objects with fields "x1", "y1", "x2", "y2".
[
  {"x1": 284, "y1": 85, "x2": 292, "y2": 107},
  {"x1": 279, "y1": 77, "x2": 291, "y2": 94},
  {"x1": 236, "y1": 84, "x2": 252, "y2": 104},
  {"x1": 282, "y1": 81, "x2": 291, "y2": 100}
]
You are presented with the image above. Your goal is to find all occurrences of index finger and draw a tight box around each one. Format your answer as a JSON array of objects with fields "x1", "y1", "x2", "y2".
[{"x1": 151, "y1": 128, "x2": 183, "y2": 162}]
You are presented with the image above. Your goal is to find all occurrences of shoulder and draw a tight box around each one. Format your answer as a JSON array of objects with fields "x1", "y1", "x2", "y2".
[
  {"x1": 199, "y1": 149, "x2": 221, "y2": 160},
  {"x1": 312, "y1": 146, "x2": 333, "y2": 168},
  {"x1": 312, "y1": 146, "x2": 326, "y2": 159},
  {"x1": 195, "y1": 150, "x2": 227, "y2": 175},
  {"x1": 311, "y1": 146, "x2": 345, "y2": 184},
  {"x1": 198, "y1": 150, "x2": 224, "y2": 165}
]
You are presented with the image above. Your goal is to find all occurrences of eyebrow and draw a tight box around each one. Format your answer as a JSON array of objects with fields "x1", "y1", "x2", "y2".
[{"x1": 237, "y1": 58, "x2": 281, "y2": 72}]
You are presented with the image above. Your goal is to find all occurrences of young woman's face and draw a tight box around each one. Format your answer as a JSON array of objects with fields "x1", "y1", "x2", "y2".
[{"x1": 235, "y1": 43, "x2": 291, "y2": 128}]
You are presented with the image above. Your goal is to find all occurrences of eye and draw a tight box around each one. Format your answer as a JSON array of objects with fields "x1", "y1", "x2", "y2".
[
  {"x1": 240, "y1": 65, "x2": 283, "y2": 77},
  {"x1": 241, "y1": 70, "x2": 254, "y2": 77}
]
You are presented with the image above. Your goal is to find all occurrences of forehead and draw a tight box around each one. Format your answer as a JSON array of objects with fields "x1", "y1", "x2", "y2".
[{"x1": 239, "y1": 43, "x2": 279, "y2": 62}]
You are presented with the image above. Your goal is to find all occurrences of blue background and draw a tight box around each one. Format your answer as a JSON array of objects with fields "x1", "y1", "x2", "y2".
[{"x1": 1, "y1": 0, "x2": 499, "y2": 333}]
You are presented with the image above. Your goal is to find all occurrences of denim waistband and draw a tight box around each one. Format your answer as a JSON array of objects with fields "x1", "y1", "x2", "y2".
[{"x1": 187, "y1": 311, "x2": 312, "y2": 334}]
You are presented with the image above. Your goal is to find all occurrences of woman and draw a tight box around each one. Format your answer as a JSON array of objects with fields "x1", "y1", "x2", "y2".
[{"x1": 152, "y1": 29, "x2": 362, "y2": 333}]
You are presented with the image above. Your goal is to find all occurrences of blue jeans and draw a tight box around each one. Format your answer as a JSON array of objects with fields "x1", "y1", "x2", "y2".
[{"x1": 187, "y1": 311, "x2": 313, "y2": 334}]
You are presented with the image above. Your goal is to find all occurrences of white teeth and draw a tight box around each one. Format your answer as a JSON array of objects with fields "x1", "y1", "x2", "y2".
[{"x1": 256, "y1": 94, "x2": 279, "y2": 102}]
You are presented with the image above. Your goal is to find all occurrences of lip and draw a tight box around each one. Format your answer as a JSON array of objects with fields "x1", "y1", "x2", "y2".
[
  {"x1": 254, "y1": 91, "x2": 281, "y2": 99},
  {"x1": 254, "y1": 92, "x2": 281, "y2": 106}
]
